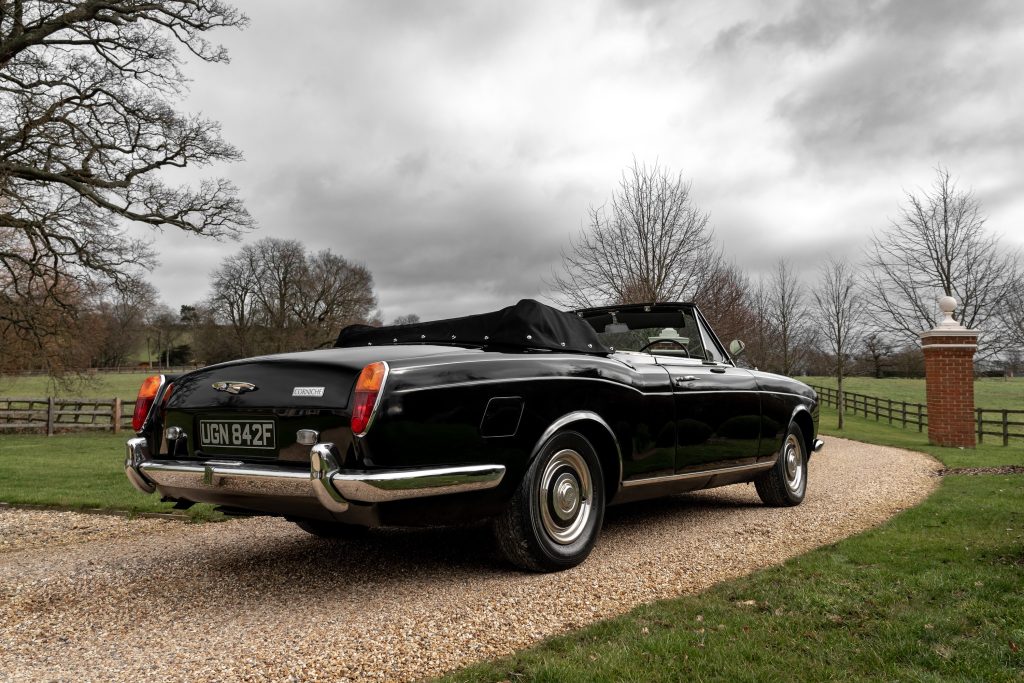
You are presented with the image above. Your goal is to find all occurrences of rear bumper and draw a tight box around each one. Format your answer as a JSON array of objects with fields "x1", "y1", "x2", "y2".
[{"x1": 124, "y1": 437, "x2": 506, "y2": 514}]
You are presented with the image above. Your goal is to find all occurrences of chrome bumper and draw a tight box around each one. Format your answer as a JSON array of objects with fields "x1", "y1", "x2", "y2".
[
  {"x1": 812, "y1": 438, "x2": 825, "y2": 452},
  {"x1": 124, "y1": 438, "x2": 506, "y2": 512}
]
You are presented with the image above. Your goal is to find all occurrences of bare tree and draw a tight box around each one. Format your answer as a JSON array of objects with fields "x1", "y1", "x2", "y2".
[
  {"x1": 767, "y1": 258, "x2": 810, "y2": 376},
  {"x1": 693, "y1": 261, "x2": 755, "y2": 349},
  {"x1": 0, "y1": 1, "x2": 253, "y2": 365},
  {"x1": 292, "y1": 249, "x2": 376, "y2": 348},
  {"x1": 207, "y1": 238, "x2": 377, "y2": 358},
  {"x1": 247, "y1": 239, "x2": 307, "y2": 353},
  {"x1": 860, "y1": 332, "x2": 894, "y2": 379},
  {"x1": 812, "y1": 257, "x2": 863, "y2": 429},
  {"x1": 145, "y1": 304, "x2": 180, "y2": 369},
  {"x1": 551, "y1": 160, "x2": 719, "y2": 307},
  {"x1": 84, "y1": 278, "x2": 158, "y2": 367},
  {"x1": 865, "y1": 167, "x2": 1020, "y2": 357},
  {"x1": 391, "y1": 314, "x2": 420, "y2": 326},
  {"x1": 743, "y1": 280, "x2": 776, "y2": 371}
]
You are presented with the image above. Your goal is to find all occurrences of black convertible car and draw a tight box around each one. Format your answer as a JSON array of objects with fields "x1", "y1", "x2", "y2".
[{"x1": 125, "y1": 300, "x2": 822, "y2": 571}]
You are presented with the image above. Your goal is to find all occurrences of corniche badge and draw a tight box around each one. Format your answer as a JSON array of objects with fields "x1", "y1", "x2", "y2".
[
  {"x1": 212, "y1": 381, "x2": 257, "y2": 395},
  {"x1": 292, "y1": 387, "x2": 325, "y2": 397}
]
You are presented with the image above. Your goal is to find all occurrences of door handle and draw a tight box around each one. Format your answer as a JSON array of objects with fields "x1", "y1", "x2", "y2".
[
  {"x1": 710, "y1": 367, "x2": 727, "y2": 374},
  {"x1": 675, "y1": 375, "x2": 698, "y2": 384}
]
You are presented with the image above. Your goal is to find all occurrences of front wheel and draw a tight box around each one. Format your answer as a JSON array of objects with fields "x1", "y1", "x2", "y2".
[
  {"x1": 755, "y1": 422, "x2": 808, "y2": 507},
  {"x1": 494, "y1": 430, "x2": 605, "y2": 572}
]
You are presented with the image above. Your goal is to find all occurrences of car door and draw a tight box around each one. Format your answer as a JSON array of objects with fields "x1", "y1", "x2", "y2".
[{"x1": 657, "y1": 356, "x2": 762, "y2": 474}]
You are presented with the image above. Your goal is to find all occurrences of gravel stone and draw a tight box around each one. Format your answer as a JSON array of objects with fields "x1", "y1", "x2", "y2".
[{"x1": 0, "y1": 437, "x2": 940, "y2": 682}]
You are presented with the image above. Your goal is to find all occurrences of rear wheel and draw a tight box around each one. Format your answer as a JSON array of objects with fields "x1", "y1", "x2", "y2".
[
  {"x1": 294, "y1": 519, "x2": 368, "y2": 539},
  {"x1": 494, "y1": 430, "x2": 605, "y2": 572},
  {"x1": 755, "y1": 422, "x2": 808, "y2": 507}
]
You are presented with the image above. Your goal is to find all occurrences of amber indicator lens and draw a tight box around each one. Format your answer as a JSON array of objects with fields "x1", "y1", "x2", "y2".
[
  {"x1": 132, "y1": 375, "x2": 163, "y2": 432},
  {"x1": 351, "y1": 362, "x2": 388, "y2": 436}
]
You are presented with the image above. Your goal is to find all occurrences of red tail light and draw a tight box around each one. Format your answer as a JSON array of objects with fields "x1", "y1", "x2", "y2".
[
  {"x1": 351, "y1": 362, "x2": 388, "y2": 436},
  {"x1": 132, "y1": 375, "x2": 163, "y2": 432}
]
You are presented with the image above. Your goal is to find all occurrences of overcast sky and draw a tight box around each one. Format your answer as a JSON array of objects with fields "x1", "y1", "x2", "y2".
[{"x1": 146, "y1": 0, "x2": 1024, "y2": 322}]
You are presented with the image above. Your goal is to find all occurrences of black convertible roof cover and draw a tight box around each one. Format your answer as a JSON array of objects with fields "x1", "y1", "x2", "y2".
[{"x1": 335, "y1": 299, "x2": 611, "y2": 355}]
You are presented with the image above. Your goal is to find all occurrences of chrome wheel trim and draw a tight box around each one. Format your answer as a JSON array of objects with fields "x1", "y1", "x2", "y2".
[
  {"x1": 783, "y1": 434, "x2": 805, "y2": 494},
  {"x1": 538, "y1": 448, "x2": 593, "y2": 545}
]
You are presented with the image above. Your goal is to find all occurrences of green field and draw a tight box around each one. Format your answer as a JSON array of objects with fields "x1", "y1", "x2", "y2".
[
  {"x1": 441, "y1": 405, "x2": 1024, "y2": 682},
  {"x1": 798, "y1": 375, "x2": 1024, "y2": 411},
  {"x1": 0, "y1": 432, "x2": 218, "y2": 521},
  {"x1": 0, "y1": 371, "x2": 164, "y2": 400}
]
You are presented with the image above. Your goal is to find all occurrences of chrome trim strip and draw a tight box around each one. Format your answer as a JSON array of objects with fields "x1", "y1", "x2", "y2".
[
  {"x1": 621, "y1": 460, "x2": 776, "y2": 488},
  {"x1": 124, "y1": 437, "x2": 155, "y2": 494},
  {"x1": 394, "y1": 376, "x2": 812, "y2": 402},
  {"x1": 332, "y1": 464, "x2": 506, "y2": 503},
  {"x1": 532, "y1": 411, "x2": 624, "y2": 487}
]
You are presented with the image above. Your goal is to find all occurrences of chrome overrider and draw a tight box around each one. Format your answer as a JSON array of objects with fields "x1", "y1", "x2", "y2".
[{"x1": 124, "y1": 438, "x2": 507, "y2": 511}]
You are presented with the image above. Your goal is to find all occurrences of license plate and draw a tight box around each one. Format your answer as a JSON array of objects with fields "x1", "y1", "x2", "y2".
[{"x1": 199, "y1": 420, "x2": 276, "y2": 450}]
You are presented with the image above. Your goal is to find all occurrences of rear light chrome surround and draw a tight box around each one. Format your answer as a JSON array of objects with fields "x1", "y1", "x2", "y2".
[
  {"x1": 132, "y1": 375, "x2": 165, "y2": 432},
  {"x1": 351, "y1": 361, "x2": 389, "y2": 437}
]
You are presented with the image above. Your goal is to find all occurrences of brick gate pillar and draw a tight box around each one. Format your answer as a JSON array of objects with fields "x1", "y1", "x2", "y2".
[{"x1": 919, "y1": 296, "x2": 979, "y2": 448}]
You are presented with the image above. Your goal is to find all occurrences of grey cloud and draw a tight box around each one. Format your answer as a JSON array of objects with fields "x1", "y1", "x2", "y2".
[
  {"x1": 145, "y1": 0, "x2": 1024, "y2": 322},
  {"x1": 714, "y1": 0, "x2": 1011, "y2": 54}
]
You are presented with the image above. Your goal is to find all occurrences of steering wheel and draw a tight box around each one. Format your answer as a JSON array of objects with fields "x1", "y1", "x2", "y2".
[{"x1": 637, "y1": 338, "x2": 690, "y2": 357}]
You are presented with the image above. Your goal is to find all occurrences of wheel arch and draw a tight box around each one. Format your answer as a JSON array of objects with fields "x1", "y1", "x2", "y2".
[
  {"x1": 530, "y1": 410, "x2": 622, "y2": 501},
  {"x1": 789, "y1": 406, "x2": 815, "y2": 457}
]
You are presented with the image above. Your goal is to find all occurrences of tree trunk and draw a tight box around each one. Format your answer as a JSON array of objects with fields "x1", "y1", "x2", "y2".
[{"x1": 837, "y1": 375, "x2": 845, "y2": 430}]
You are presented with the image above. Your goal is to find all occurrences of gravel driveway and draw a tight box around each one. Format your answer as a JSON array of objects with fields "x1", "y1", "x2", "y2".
[{"x1": 0, "y1": 437, "x2": 939, "y2": 682}]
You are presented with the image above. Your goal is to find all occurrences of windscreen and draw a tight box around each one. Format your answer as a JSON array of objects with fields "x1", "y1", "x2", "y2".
[{"x1": 580, "y1": 306, "x2": 710, "y2": 359}]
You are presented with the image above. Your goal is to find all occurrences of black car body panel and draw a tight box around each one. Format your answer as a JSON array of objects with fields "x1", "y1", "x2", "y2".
[{"x1": 126, "y1": 299, "x2": 820, "y2": 540}]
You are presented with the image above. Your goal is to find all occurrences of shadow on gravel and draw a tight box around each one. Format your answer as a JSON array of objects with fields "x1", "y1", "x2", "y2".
[{"x1": 180, "y1": 489, "x2": 765, "y2": 590}]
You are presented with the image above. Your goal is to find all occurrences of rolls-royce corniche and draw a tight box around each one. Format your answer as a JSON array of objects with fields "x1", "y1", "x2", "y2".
[{"x1": 125, "y1": 300, "x2": 822, "y2": 571}]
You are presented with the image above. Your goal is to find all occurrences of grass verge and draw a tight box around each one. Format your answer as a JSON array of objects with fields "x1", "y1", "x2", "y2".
[
  {"x1": 0, "y1": 432, "x2": 220, "y2": 521},
  {"x1": 797, "y1": 375, "x2": 1024, "y2": 411},
  {"x1": 441, "y1": 409, "x2": 1024, "y2": 681}
]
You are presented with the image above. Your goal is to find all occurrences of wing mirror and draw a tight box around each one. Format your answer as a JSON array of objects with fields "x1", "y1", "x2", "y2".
[{"x1": 728, "y1": 339, "x2": 747, "y2": 358}]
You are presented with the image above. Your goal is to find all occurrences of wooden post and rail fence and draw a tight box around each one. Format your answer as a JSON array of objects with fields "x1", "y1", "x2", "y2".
[
  {"x1": 2, "y1": 386, "x2": 1021, "y2": 445},
  {"x1": 0, "y1": 397, "x2": 136, "y2": 435},
  {"x1": 809, "y1": 385, "x2": 1024, "y2": 447}
]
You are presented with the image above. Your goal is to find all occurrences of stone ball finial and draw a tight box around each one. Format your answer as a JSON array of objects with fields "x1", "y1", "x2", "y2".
[{"x1": 937, "y1": 295, "x2": 959, "y2": 328}]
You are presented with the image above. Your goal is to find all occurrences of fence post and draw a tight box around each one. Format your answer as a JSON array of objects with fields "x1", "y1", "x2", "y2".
[
  {"x1": 888, "y1": 398, "x2": 893, "y2": 425},
  {"x1": 977, "y1": 409, "x2": 983, "y2": 444},
  {"x1": 901, "y1": 401, "x2": 907, "y2": 428},
  {"x1": 113, "y1": 398, "x2": 122, "y2": 434},
  {"x1": 1003, "y1": 410, "x2": 1010, "y2": 447},
  {"x1": 917, "y1": 404, "x2": 923, "y2": 432},
  {"x1": 46, "y1": 397, "x2": 55, "y2": 436}
]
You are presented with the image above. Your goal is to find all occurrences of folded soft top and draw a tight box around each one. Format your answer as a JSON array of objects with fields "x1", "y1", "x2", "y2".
[{"x1": 335, "y1": 299, "x2": 610, "y2": 355}]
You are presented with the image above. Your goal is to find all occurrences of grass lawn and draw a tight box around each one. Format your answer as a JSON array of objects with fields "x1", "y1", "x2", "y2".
[
  {"x1": 0, "y1": 371, "x2": 160, "y2": 400},
  {"x1": 440, "y1": 409, "x2": 1024, "y2": 681},
  {"x1": 0, "y1": 432, "x2": 219, "y2": 521},
  {"x1": 798, "y1": 375, "x2": 1024, "y2": 411}
]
